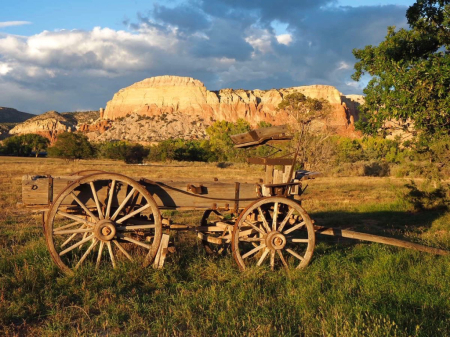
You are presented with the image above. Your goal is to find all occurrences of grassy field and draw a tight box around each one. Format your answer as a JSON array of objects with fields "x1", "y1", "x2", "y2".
[{"x1": 1, "y1": 157, "x2": 450, "y2": 336}]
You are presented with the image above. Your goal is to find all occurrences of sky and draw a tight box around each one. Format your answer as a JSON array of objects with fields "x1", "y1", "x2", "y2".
[{"x1": 0, "y1": 0, "x2": 414, "y2": 114}]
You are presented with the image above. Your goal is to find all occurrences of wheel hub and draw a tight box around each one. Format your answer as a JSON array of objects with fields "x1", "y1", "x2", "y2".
[
  {"x1": 94, "y1": 219, "x2": 116, "y2": 241},
  {"x1": 266, "y1": 231, "x2": 286, "y2": 250}
]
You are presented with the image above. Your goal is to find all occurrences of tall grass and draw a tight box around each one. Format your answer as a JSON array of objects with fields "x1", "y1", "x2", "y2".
[{"x1": 1, "y1": 158, "x2": 450, "y2": 336}]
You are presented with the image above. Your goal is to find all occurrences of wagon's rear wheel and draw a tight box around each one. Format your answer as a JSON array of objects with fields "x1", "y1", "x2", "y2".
[
  {"x1": 45, "y1": 173, "x2": 162, "y2": 274},
  {"x1": 232, "y1": 197, "x2": 315, "y2": 271},
  {"x1": 199, "y1": 209, "x2": 235, "y2": 256}
]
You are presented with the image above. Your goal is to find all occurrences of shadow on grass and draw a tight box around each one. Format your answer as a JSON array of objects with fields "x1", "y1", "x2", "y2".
[{"x1": 310, "y1": 208, "x2": 449, "y2": 249}]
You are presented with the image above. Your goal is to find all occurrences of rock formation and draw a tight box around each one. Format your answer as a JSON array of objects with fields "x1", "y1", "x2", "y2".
[
  {"x1": 8, "y1": 76, "x2": 364, "y2": 143},
  {"x1": 8, "y1": 110, "x2": 101, "y2": 143},
  {"x1": 9, "y1": 111, "x2": 74, "y2": 143},
  {"x1": 104, "y1": 76, "x2": 363, "y2": 137},
  {"x1": 0, "y1": 107, "x2": 35, "y2": 123}
]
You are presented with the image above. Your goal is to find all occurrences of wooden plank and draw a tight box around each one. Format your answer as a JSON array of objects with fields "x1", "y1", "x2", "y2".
[
  {"x1": 283, "y1": 165, "x2": 292, "y2": 183},
  {"x1": 153, "y1": 234, "x2": 170, "y2": 269},
  {"x1": 273, "y1": 169, "x2": 283, "y2": 184},
  {"x1": 197, "y1": 232, "x2": 223, "y2": 245},
  {"x1": 230, "y1": 125, "x2": 291, "y2": 148},
  {"x1": 22, "y1": 175, "x2": 260, "y2": 209},
  {"x1": 247, "y1": 157, "x2": 294, "y2": 166},
  {"x1": 314, "y1": 226, "x2": 449, "y2": 256},
  {"x1": 265, "y1": 165, "x2": 274, "y2": 185}
]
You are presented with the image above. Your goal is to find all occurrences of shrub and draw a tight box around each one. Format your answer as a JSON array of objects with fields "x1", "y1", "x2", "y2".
[
  {"x1": 124, "y1": 144, "x2": 148, "y2": 164},
  {"x1": 1, "y1": 134, "x2": 50, "y2": 157},
  {"x1": 47, "y1": 132, "x2": 94, "y2": 160}
]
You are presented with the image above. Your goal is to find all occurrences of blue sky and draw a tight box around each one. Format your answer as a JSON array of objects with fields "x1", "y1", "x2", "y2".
[{"x1": 0, "y1": 0, "x2": 415, "y2": 114}]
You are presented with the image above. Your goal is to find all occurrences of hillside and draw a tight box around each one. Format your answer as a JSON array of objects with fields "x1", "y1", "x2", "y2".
[
  {"x1": 0, "y1": 107, "x2": 35, "y2": 123},
  {"x1": 9, "y1": 76, "x2": 364, "y2": 143}
]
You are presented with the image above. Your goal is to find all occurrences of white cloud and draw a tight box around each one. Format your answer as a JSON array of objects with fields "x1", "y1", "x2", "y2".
[
  {"x1": 0, "y1": 21, "x2": 31, "y2": 28},
  {"x1": 0, "y1": 62, "x2": 12, "y2": 75},
  {"x1": 337, "y1": 61, "x2": 351, "y2": 70},
  {"x1": 276, "y1": 34, "x2": 293, "y2": 46}
]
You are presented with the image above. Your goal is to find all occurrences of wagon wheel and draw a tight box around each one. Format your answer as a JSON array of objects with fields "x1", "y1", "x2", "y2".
[
  {"x1": 232, "y1": 197, "x2": 315, "y2": 271},
  {"x1": 45, "y1": 173, "x2": 162, "y2": 274},
  {"x1": 199, "y1": 209, "x2": 235, "y2": 256}
]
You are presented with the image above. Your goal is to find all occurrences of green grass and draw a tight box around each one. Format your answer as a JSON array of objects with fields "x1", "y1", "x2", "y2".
[
  {"x1": 1, "y1": 159, "x2": 450, "y2": 335},
  {"x1": 1, "y1": 211, "x2": 450, "y2": 336}
]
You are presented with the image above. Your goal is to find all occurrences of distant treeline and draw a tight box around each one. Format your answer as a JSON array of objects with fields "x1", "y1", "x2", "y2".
[{"x1": 2, "y1": 119, "x2": 450, "y2": 179}]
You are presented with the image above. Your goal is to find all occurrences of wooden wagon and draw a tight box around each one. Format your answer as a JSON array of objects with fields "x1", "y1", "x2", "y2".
[{"x1": 21, "y1": 126, "x2": 448, "y2": 274}]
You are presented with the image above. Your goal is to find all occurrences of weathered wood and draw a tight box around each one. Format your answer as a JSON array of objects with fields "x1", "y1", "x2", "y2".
[
  {"x1": 230, "y1": 125, "x2": 290, "y2": 148},
  {"x1": 314, "y1": 226, "x2": 449, "y2": 256},
  {"x1": 273, "y1": 169, "x2": 283, "y2": 184},
  {"x1": 197, "y1": 232, "x2": 223, "y2": 245},
  {"x1": 283, "y1": 165, "x2": 292, "y2": 183},
  {"x1": 22, "y1": 175, "x2": 261, "y2": 209},
  {"x1": 265, "y1": 165, "x2": 274, "y2": 185},
  {"x1": 153, "y1": 234, "x2": 170, "y2": 269}
]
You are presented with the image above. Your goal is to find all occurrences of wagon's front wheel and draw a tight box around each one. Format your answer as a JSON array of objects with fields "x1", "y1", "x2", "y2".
[
  {"x1": 45, "y1": 173, "x2": 162, "y2": 274},
  {"x1": 232, "y1": 197, "x2": 315, "y2": 271}
]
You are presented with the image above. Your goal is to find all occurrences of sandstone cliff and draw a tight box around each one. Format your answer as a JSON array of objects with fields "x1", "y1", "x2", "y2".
[
  {"x1": 104, "y1": 76, "x2": 363, "y2": 138},
  {"x1": 9, "y1": 110, "x2": 101, "y2": 143},
  {"x1": 9, "y1": 76, "x2": 364, "y2": 143}
]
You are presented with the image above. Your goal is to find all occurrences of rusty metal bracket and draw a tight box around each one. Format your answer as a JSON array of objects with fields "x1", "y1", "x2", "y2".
[
  {"x1": 234, "y1": 182, "x2": 240, "y2": 213},
  {"x1": 47, "y1": 176, "x2": 54, "y2": 205}
]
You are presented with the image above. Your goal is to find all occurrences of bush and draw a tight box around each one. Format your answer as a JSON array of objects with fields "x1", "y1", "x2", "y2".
[
  {"x1": 147, "y1": 139, "x2": 217, "y2": 162},
  {"x1": 48, "y1": 132, "x2": 94, "y2": 160},
  {"x1": 1, "y1": 134, "x2": 49, "y2": 157},
  {"x1": 124, "y1": 144, "x2": 148, "y2": 164}
]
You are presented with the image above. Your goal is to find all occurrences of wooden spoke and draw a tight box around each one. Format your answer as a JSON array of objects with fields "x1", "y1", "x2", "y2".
[
  {"x1": 257, "y1": 207, "x2": 271, "y2": 233},
  {"x1": 239, "y1": 237, "x2": 265, "y2": 242},
  {"x1": 46, "y1": 173, "x2": 162, "y2": 273},
  {"x1": 116, "y1": 204, "x2": 151, "y2": 224},
  {"x1": 283, "y1": 221, "x2": 306, "y2": 235},
  {"x1": 54, "y1": 227, "x2": 93, "y2": 235},
  {"x1": 53, "y1": 221, "x2": 82, "y2": 232},
  {"x1": 256, "y1": 248, "x2": 270, "y2": 266},
  {"x1": 244, "y1": 220, "x2": 266, "y2": 235},
  {"x1": 90, "y1": 182, "x2": 104, "y2": 220},
  {"x1": 277, "y1": 208, "x2": 295, "y2": 233},
  {"x1": 75, "y1": 239, "x2": 98, "y2": 269},
  {"x1": 270, "y1": 250, "x2": 275, "y2": 271},
  {"x1": 105, "y1": 180, "x2": 116, "y2": 219},
  {"x1": 286, "y1": 248, "x2": 304, "y2": 261},
  {"x1": 242, "y1": 244, "x2": 266, "y2": 259},
  {"x1": 111, "y1": 187, "x2": 136, "y2": 221},
  {"x1": 96, "y1": 241, "x2": 105, "y2": 269},
  {"x1": 119, "y1": 235, "x2": 152, "y2": 250},
  {"x1": 272, "y1": 202, "x2": 279, "y2": 231},
  {"x1": 106, "y1": 241, "x2": 116, "y2": 268},
  {"x1": 113, "y1": 240, "x2": 133, "y2": 261},
  {"x1": 115, "y1": 224, "x2": 155, "y2": 231},
  {"x1": 57, "y1": 211, "x2": 95, "y2": 227},
  {"x1": 70, "y1": 192, "x2": 99, "y2": 222},
  {"x1": 60, "y1": 225, "x2": 86, "y2": 248},
  {"x1": 59, "y1": 234, "x2": 95, "y2": 256},
  {"x1": 291, "y1": 238, "x2": 309, "y2": 243},
  {"x1": 277, "y1": 250, "x2": 289, "y2": 270},
  {"x1": 232, "y1": 197, "x2": 315, "y2": 271}
]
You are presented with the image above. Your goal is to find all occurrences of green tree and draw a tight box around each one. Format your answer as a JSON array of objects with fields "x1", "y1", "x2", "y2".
[
  {"x1": 206, "y1": 119, "x2": 251, "y2": 161},
  {"x1": 352, "y1": 0, "x2": 450, "y2": 137},
  {"x1": 124, "y1": 144, "x2": 149, "y2": 164},
  {"x1": 48, "y1": 132, "x2": 94, "y2": 160},
  {"x1": 277, "y1": 92, "x2": 330, "y2": 168},
  {"x1": 2, "y1": 134, "x2": 49, "y2": 157}
]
